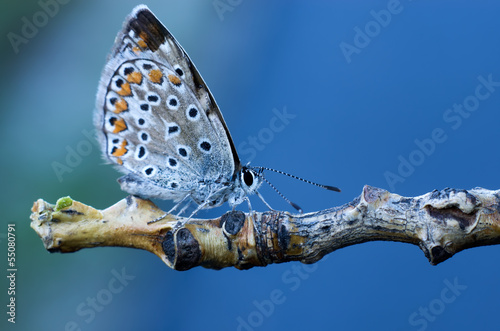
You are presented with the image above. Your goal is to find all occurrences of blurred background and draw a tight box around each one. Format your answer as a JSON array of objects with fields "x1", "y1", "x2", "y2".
[{"x1": 1, "y1": 0, "x2": 500, "y2": 330}]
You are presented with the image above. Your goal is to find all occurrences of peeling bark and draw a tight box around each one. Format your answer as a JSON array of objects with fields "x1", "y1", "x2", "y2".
[{"x1": 30, "y1": 185, "x2": 500, "y2": 270}]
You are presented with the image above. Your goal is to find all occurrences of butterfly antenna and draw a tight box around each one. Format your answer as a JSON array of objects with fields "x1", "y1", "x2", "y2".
[
  {"x1": 253, "y1": 167, "x2": 341, "y2": 192},
  {"x1": 254, "y1": 172, "x2": 303, "y2": 213}
]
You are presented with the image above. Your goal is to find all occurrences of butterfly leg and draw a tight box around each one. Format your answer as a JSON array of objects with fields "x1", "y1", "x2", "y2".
[
  {"x1": 147, "y1": 194, "x2": 191, "y2": 225},
  {"x1": 161, "y1": 200, "x2": 209, "y2": 231},
  {"x1": 187, "y1": 200, "x2": 210, "y2": 220},
  {"x1": 255, "y1": 190, "x2": 275, "y2": 211},
  {"x1": 167, "y1": 194, "x2": 191, "y2": 214},
  {"x1": 245, "y1": 197, "x2": 253, "y2": 212},
  {"x1": 148, "y1": 213, "x2": 168, "y2": 225},
  {"x1": 177, "y1": 200, "x2": 193, "y2": 216}
]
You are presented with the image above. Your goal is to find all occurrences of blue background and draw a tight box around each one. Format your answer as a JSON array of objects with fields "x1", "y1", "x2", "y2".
[{"x1": 1, "y1": 0, "x2": 500, "y2": 330}]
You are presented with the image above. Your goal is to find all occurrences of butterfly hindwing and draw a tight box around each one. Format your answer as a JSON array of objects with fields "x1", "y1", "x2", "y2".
[{"x1": 94, "y1": 5, "x2": 237, "y2": 201}]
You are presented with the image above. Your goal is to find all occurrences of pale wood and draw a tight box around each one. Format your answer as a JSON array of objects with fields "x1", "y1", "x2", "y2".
[{"x1": 30, "y1": 185, "x2": 500, "y2": 270}]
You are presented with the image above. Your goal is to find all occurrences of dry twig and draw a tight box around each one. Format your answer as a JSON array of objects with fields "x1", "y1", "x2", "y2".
[{"x1": 30, "y1": 185, "x2": 500, "y2": 270}]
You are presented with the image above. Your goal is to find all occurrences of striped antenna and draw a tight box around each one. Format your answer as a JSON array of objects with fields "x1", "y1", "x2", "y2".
[
  {"x1": 252, "y1": 166, "x2": 341, "y2": 192},
  {"x1": 254, "y1": 172, "x2": 303, "y2": 213}
]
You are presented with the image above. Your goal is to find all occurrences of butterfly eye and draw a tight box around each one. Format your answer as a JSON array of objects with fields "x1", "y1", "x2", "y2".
[{"x1": 243, "y1": 169, "x2": 254, "y2": 187}]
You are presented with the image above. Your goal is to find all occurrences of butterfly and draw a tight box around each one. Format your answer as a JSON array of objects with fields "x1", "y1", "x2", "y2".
[{"x1": 94, "y1": 5, "x2": 339, "y2": 218}]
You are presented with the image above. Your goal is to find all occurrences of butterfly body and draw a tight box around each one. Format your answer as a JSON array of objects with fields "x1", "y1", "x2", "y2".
[{"x1": 95, "y1": 5, "x2": 263, "y2": 212}]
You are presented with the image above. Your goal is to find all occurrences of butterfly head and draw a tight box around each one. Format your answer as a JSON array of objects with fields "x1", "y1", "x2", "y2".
[
  {"x1": 226, "y1": 166, "x2": 263, "y2": 207},
  {"x1": 239, "y1": 166, "x2": 263, "y2": 194}
]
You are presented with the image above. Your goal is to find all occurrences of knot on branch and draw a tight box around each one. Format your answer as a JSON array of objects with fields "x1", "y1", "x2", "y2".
[
  {"x1": 254, "y1": 211, "x2": 294, "y2": 265},
  {"x1": 162, "y1": 228, "x2": 202, "y2": 271},
  {"x1": 420, "y1": 188, "x2": 485, "y2": 265},
  {"x1": 363, "y1": 185, "x2": 391, "y2": 204},
  {"x1": 221, "y1": 210, "x2": 246, "y2": 237},
  {"x1": 162, "y1": 211, "x2": 266, "y2": 271},
  {"x1": 162, "y1": 211, "x2": 252, "y2": 271}
]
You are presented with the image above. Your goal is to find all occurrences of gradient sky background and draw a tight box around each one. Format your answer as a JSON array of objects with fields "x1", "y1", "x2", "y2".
[{"x1": 1, "y1": 1, "x2": 500, "y2": 330}]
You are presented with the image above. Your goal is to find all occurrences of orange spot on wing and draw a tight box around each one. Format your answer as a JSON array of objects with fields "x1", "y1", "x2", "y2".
[
  {"x1": 138, "y1": 31, "x2": 148, "y2": 49},
  {"x1": 132, "y1": 46, "x2": 141, "y2": 53},
  {"x1": 113, "y1": 98, "x2": 128, "y2": 113},
  {"x1": 149, "y1": 69, "x2": 163, "y2": 84},
  {"x1": 168, "y1": 74, "x2": 181, "y2": 86},
  {"x1": 117, "y1": 82, "x2": 131, "y2": 96},
  {"x1": 127, "y1": 71, "x2": 142, "y2": 85},
  {"x1": 112, "y1": 118, "x2": 127, "y2": 133},
  {"x1": 116, "y1": 158, "x2": 123, "y2": 165},
  {"x1": 112, "y1": 140, "x2": 128, "y2": 157}
]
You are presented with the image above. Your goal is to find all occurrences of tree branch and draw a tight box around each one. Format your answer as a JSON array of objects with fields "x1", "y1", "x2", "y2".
[{"x1": 30, "y1": 185, "x2": 500, "y2": 270}]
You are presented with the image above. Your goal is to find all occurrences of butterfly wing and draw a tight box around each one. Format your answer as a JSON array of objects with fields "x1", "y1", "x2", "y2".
[{"x1": 95, "y1": 5, "x2": 239, "y2": 202}]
